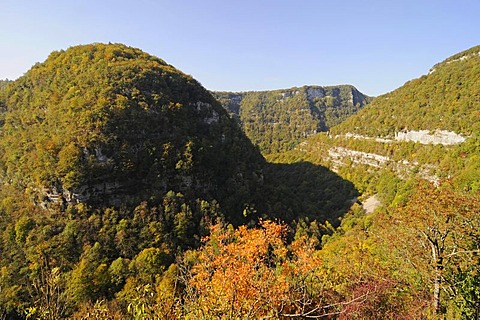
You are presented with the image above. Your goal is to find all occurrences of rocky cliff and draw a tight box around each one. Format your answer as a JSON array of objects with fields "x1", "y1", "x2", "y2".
[
  {"x1": 269, "y1": 45, "x2": 480, "y2": 195},
  {"x1": 213, "y1": 85, "x2": 372, "y2": 154}
]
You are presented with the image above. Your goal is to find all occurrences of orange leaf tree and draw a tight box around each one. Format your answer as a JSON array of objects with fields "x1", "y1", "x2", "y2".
[{"x1": 178, "y1": 220, "x2": 337, "y2": 318}]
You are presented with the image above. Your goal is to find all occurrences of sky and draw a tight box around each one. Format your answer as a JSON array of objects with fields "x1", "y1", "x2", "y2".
[{"x1": 1, "y1": 0, "x2": 479, "y2": 96}]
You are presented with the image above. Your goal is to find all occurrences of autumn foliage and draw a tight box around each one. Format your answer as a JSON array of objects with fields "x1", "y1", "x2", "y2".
[{"x1": 179, "y1": 221, "x2": 332, "y2": 318}]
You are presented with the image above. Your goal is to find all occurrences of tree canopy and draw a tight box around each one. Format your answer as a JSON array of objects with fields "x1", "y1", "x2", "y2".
[
  {"x1": 1, "y1": 42, "x2": 480, "y2": 319},
  {"x1": 214, "y1": 85, "x2": 371, "y2": 154}
]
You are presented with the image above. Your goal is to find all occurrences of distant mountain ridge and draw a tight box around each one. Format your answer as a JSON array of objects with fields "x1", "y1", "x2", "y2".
[
  {"x1": 269, "y1": 44, "x2": 480, "y2": 197},
  {"x1": 213, "y1": 85, "x2": 372, "y2": 154}
]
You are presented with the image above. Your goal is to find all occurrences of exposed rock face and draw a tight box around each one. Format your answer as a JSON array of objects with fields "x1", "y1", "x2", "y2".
[
  {"x1": 325, "y1": 146, "x2": 439, "y2": 184},
  {"x1": 340, "y1": 129, "x2": 466, "y2": 146},
  {"x1": 41, "y1": 181, "x2": 125, "y2": 208},
  {"x1": 395, "y1": 130, "x2": 465, "y2": 145},
  {"x1": 306, "y1": 87, "x2": 325, "y2": 100},
  {"x1": 328, "y1": 147, "x2": 389, "y2": 169}
]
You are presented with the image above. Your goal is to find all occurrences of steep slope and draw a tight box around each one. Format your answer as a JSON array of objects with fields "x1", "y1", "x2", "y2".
[
  {"x1": 0, "y1": 80, "x2": 8, "y2": 126},
  {"x1": 333, "y1": 45, "x2": 480, "y2": 138},
  {"x1": 213, "y1": 85, "x2": 372, "y2": 154},
  {"x1": 269, "y1": 45, "x2": 480, "y2": 200},
  {"x1": 0, "y1": 43, "x2": 264, "y2": 215},
  {"x1": 0, "y1": 44, "x2": 359, "y2": 318}
]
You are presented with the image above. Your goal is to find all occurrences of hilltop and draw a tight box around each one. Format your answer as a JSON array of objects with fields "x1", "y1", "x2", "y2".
[{"x1": 0, "y1": 43, "x2": 265, "y2": 218}]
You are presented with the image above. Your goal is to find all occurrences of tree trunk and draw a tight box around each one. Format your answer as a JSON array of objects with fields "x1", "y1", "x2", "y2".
[
  {"x1": 433, "y1": 256, "x2": 443, "y2": 315},
  {"x1": 428, "y1": 236, "x2": 443, "y2": 315}
]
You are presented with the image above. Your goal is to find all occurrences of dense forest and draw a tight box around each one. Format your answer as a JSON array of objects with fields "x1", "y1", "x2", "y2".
[
  {"x1": 213, "y1": 86, "x2": 371, "y2": 154},
  {"x1": 0, "y1": 44, "x2": 357, "y2": 319},
  {"x1": 332, "y1": 45, "x2": 480, "y2": 138},
  {"x1": 267, "y1": 46, "x2": 480, "y2": 198},
  {"x1": 0, "y1": 43, "x2": 479, "y2": 319}
]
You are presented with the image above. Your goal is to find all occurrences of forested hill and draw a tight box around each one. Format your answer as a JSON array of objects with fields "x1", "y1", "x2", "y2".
[
  {"x1": 0, "y1": 43, "x2": 265, "y2": 219},
  {"x1": 0, "y1": 43, "x2": 360, "y2": 318},
  {"x1": 332, "y1": 45, "x2": 480, "y2": 138},
  {"x1": 269, "y1": 44, "x2": 480, "y2": 200},
  {"x1": 213, "y1": 85, "x2": 372, "y2": 154}
]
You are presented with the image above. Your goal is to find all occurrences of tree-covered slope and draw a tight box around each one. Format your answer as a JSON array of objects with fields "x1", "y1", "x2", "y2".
[
  {"x1": 0, "y1": 44, "x2": 359, "y2": 318},
  {"x1": 269, "y1": 45, "x2": 480, "y2": 201},
  {"x1": 0, "y1": 79, "x2": 11, "y2": 90},
  {"x1": 332, "y1": 45, "x2": 480, "y2": 138},
  {"x1": 213, "y1": 85, "x2": 372, "y2": 154},
  {"x1": 0, "y1": 43, "x2": 264, "y2": 215},
  {"x1": 0, "y1": 80, "x2": 9, "y2": 127}
]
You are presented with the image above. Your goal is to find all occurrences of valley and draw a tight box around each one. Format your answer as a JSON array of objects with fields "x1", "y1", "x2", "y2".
[
  {"x1": 213, "y1": 85, "x2": 372, "y2": 154},
  {"x1": 0, "y1": 43, "x2": 479, "y2": 319}
]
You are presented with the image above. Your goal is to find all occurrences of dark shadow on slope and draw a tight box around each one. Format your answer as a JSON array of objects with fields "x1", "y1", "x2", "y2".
[{"x1": 258, "y1": 161, "x2": 359, "y2": 226}]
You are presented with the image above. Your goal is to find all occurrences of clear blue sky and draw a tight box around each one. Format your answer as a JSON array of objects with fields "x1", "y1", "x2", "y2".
[{"x1": 1, "y1": 0, "x2": 479, "y2": 96}]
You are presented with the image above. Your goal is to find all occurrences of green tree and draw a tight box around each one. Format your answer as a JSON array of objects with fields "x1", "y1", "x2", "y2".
[{"x1": 382, "y1": 181, "x2": 480, "y2": 316}]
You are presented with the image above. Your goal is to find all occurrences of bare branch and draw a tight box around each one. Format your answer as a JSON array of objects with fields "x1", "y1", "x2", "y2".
[{"x1": 281, "y1": 291, "x2": 370, "y2": 318}]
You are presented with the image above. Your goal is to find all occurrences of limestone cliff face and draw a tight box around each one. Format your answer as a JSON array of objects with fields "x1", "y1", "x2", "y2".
[
  {"x1": 394, "y1": 130, "x2": 465, "y2": 145},
  {"x1": 292, "y1": 46, "x2": 480, "y2": 192},
  {"x1": 213, "y1": 85, "x2": 372, "y2": 154}
]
